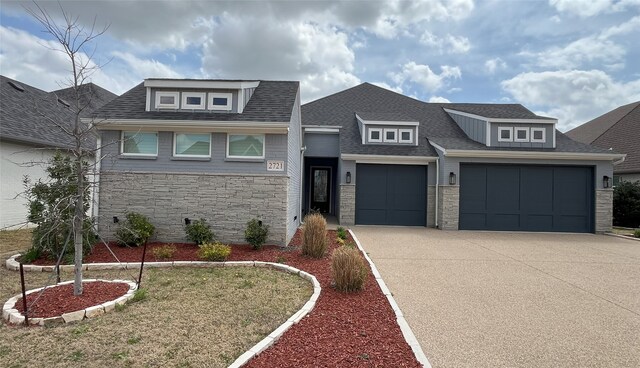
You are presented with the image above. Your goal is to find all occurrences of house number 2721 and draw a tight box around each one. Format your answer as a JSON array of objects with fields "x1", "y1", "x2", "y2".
[{"x1": 267, "y1": 160, "x2": 285, "y2": 171}]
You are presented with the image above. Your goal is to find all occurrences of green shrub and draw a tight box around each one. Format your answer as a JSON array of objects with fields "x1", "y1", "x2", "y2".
[
  {"x1": 115, "y1": 212, "x2": 155, "y2": 247},
  {"x1": 331, "y1": 246, "x2": 368, "y2": 292},
  {"x1": 130, "y1": 288, "x2": 147, "y2": 303},
  {"x1": 19, "y1": 247, "x2": 41, "y2": 264},
  {"x1": 185, "y1": 218, "x2": 214, "y2": 245},
  {"x1": 152, "y1": 244, "x2": 177, "y2": 260},
  {"x1": 613, "y1": 181, "x2": 640, "y2": 228},
  {"x1": 245, "y1": 219, "x2": 269, "y2": 250},
  {"x1": 336, "y1": 226, "x2": 348, "y2": 240},
  {"x1": 302, "y1": 213, "x2": 327, "y2": 258},
  {"x1": 198, "y1": 242, "x2": 231, "y2": 261},
  {"x1": 634, "y1": 229, "x2": 640, "y2": 238}
]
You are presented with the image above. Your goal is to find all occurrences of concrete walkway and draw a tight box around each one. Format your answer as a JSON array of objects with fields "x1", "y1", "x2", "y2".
[{"x1": 353, "y1": 227, "x2": 640, "y2": 368}]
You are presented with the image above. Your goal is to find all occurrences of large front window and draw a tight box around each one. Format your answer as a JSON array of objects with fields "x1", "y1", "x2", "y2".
[
  {"x1": 121, "y1": 131, "x2": 158, "y2": 156},
  {"x1": 227, "y1": 134, "x2": 265, "y2": 158},
  {"x1": 174, "y1": 133, "x2": 211, "y2": 157}
]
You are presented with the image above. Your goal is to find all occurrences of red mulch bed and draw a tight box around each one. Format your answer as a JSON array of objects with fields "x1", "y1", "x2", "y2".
[
  {"x1": 24, "y1": 230, "x2": 421, "y2": 367},
  {"x1": 15, "y1": 281, "x2": 130, "y2": 319}
]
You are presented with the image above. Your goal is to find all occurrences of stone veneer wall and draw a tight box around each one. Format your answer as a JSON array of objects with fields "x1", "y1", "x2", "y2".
[
  {"x1": 438, "y1": 185, "x2": 459, "y2": 230},
  {"x1": 98, "y1": 172, "x2": 289, "y2": 245},
  {"x1": 595, "y1": 189, "x2": 613, "y2": 233},
  {"x1": 427, "y1": 186, "x2": 436, "y2": 228},
  {"x1": 339, "y1": 184, "x2": 355, "y2": 226}
]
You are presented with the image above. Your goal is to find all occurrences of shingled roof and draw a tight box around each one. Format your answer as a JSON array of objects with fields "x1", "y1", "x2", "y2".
[
  {"x1": 90, "y1": 80, "x2": 299, "y2": 123},
  {"x1": 53, "y1": 83, "x2": 117, "y2": 118},
  {"x1": 0, "y1": 75, "x2": 116, "y2": 150},
  {"x1": 302, "y1": 82, "x2": 609, "y2": 156},
  {"x1": 566, "y1": 101, "x2": 640, "y2": 174}
]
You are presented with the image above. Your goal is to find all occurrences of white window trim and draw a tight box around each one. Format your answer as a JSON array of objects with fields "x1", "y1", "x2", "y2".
[
  {"x1": 498, "y1": 127, "x2": 513, "y2": 142},
  {"x1": 531, "y1": 127, "x2": 546, "y2": 143},
  {"x1": 514, "y1": 127, "x2": 529, "y2": 142},
  {"x1": 173, "y1": 132, "x2": 212, "y2": 158},
  {"x1": 226, "y1": 134, "x2": 266, "y2": 159},
  {"x1": 155, "y1": 91, "x2": 179, "y2": 109},
  {"x1": 368, "y1": 127, "x2": 382, "y2": 143},
  {"x1": 383, "y1": 128, "x2": 398, "y2": 143},
  {"x1": 399, "y1": 128, "x2": 413, "y2": 144},
  {"x1": 208, "y1": 92, "x2": 233, "y2": 111},
  {"x1": 181, "y1": 92, "x2": 206, "y2": 110},
  {"x1": 120, "y1": 131, "x2": 158, "y2": 156}
]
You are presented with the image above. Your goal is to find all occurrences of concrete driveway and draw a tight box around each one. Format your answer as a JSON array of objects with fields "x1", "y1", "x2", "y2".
[{"x1": 353, "y1": 227, "x2": 640, "y2": 368}]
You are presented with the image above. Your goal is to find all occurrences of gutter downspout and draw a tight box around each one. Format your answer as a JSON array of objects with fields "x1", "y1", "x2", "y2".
[{"x1": 435, "y1": 157, "x2": 439, "y2": 228}]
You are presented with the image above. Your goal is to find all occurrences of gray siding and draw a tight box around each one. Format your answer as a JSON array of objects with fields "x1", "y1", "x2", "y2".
[
  {"x1": 100, "y1": 130, "x2": 288, "y2": 175},
  {"x1": 490, "y1": 123, "x2": 554, "y2": 148},
  {"x1": 286, "y1": 90, "x2": 302, "y2": 241},
  {"x1": 365, "y1": 125, "x2": 416, "y2": 145},
  {"x1": 448, "y1": 113, "x2": 486, "y2": 144},
  {"x1": 304, "y1": 133, "x2": 339, "y2": 157},
  {"x1": 150, "y1": 88, "x2": 240, "y2": 113}
]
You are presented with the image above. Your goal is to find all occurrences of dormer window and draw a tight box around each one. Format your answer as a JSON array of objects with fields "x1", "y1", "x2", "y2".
[
  {"x1": 399, "y1": 129, "x2": 413, "y2": 144},
  {"x1": 531, "y1": 128, "x2": 546, "y2": 143},
  {"x1": 368, "y1": 128, "x2": 382, "y2": 143},
  {"x1": 498, "y1": 127, "x2": 513, "y2": 142},
  {"x1": 514, "y1": 127, "x2": 529, "y2": 142},
  {"x1": 208, "y1": 92, "x2": 232, "y2": 111},
  {"x1": 156, "y1": 92, "x2": 179, "y2": 109},
  {"x1": 383, "y1": 128, "x2": 397, "y2": 143},
  {"x1": 182, "y1": 92, "x2": 205, "y2": 110}
]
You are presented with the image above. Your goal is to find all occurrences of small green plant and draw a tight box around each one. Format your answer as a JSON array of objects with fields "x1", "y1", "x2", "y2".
[
  {"x1": 127, "y1": 336, "x2": 141, "y2": 345},
  {"x1": 634, "y1": 229, "x2": 640, "y2": 238},
  {"x1": 245, "y1": 219, "x2": 269, "y2": 250},
  {"x1": 331, "y1": 246, "x2": 368, "y2": 292},
  {"x1": 69, "y1": 350, "x2": 85, "y2": 362},
  {"x1": 130, "y1": 288, "x2": 148, "y2": 303},
  {"x1": 336, "y1": 226, "x2": 348, "y2": 240},
  {"x1": 152, "y1": 244, "x2": 177, "y2": 260},
  {"x1": 115, "y1": 212, "x2": 155, "y2": 247},
  {"x1": 302, "y1": 213, "x2": 327, "y2": 258},
  {"x1": 336, "y1": 237, "x2": 345, "y2": 246},
  {"x1": 185, "y1": 218, "x2": 215, "y2": 245},
  {"x1": 115, "y1": 303, "x2": 126, "y2": 312},
  {"x1": 198, "y1": 242, "x2": 231, "y2": 261},
  {"x1": 19, "y1": 247, "x2": 41, "y2": 264}
]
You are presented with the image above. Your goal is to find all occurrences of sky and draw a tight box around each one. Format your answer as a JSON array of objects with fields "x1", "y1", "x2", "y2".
[{"x1": 1, "y1": 0, "x2": 639, "y2": 131}]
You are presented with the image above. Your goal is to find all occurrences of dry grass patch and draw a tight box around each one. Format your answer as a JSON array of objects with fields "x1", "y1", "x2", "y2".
[
  {"x1": 0, "y1": 265, "x2": 312, "y2": 368},
  {"x1": 0, "y1": 228, "x2": 32, "y2": 258}
]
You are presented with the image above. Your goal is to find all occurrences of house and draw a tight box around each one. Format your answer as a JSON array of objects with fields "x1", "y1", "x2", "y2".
[
  {"x1": 0, "y1": 75, "x2": 116, "y2": 229},
  {"x1": 90, "y1": 80, "x2": 624, "y2": 245},
  {"x1": 301, "y1": 83, "x2": 624, "y2": 233},
  {"x1": 89, "y1": 79, "x2": 301, "y2": 245},
  {"x1": 566, "y1": 101, "x2": 640, "y2": 184}
]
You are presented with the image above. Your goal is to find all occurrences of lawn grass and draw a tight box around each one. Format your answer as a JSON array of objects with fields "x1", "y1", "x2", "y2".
[
  {"x1": 0, "y1": 264, "x2": 312, "y2": 367},
  {"x1": 612, "y1": 226, "x2": 639, "y2": 237},
  {"x1": 0, "y1": 228, "x2": 32, "y2": 258}
]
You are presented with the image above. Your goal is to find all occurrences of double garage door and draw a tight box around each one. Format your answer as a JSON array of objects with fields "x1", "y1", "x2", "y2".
[
  {"x1": 355, "y1": 164, "x2": 426, "y2": 226},
  {"x1": 459, "y1": 164, "x2": 594, "y2": 233}
]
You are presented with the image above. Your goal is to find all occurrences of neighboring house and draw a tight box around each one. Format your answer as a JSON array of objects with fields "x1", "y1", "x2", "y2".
[
  {"x1": 89, "y1": 79, "x2": 302, "y2": 245},
  {"x1": 566, "y1": 101, "x2": 640, "y2": 184},
  {"x1": 0, "y1": 75, "x2": 116, "y2": 229},
  {"x1": 302, "y1": 83, "x2": 624, "y2": 233}
]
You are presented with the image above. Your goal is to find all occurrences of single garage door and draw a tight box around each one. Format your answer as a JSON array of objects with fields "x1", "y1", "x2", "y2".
[
  {"x1": 356, "y1": 164, "x2": 426, "y2": 226},
  {"x1": 459, "y1": 164, "x2": 594, "y2": 233}
]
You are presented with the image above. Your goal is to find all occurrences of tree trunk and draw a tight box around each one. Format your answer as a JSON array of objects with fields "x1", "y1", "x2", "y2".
[{"x1": 73, "y1": 157, "x2": 84, "y2": 295}]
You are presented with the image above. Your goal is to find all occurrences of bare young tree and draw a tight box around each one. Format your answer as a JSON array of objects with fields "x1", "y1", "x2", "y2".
[{"x1": 26, "y1": 2, "x2": 109, "y2": 295}]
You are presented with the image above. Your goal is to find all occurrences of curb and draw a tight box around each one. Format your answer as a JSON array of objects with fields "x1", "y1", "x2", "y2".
[
  {"x1": 348, "y1": 229, "x2": 432, "y2": 368},
  {"x1": 604, "y1": 233, "x2": 640, "y2": 242},
  {"x1": 2, "y1": 279, "x2": 138, "y2": 326},
  {"x1": 3, "y1": 256, "x2": 321, "y2": 368}
]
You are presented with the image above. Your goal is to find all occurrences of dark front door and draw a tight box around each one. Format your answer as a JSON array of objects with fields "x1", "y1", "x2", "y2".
[
  {"x1": 459, "y1": 164, "x2": 594, "y2": 233},
  {"x1": 355, "y1": 164, "x2": 427, "y2": 226},
  {"x1": 311, "y1": 167, "x2": 331, "y2": 213}
]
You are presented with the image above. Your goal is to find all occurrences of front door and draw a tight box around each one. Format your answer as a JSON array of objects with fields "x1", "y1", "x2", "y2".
[{"x1": 311, "y1": 167, "x2": 331, "y2": 213}]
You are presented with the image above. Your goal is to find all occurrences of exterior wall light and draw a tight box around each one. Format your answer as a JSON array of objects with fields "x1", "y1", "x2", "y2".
[
  {"x1": 346, "y1": 171, "x2": 352, "y2": 184},
  {"x1": 184, "y1": 217, "x2": 191, "y2": 225},
  {"x1": 603, "y1": 175, "x2": 610, "y2": 189},
  {"x1": 113, "y1": 216, "x2": 119, "y2": 223},
  {"x1": 449, "y1": 172, "x2": 457, "y2": 185}
]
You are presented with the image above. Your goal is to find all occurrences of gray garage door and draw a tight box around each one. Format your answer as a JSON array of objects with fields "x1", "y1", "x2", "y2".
[
  {"x1": 356, "y1": 164, "x2": 426, "y2": 226},
  {"x1": 459, "y1": 164, "x2": 594, "y2": 233}
]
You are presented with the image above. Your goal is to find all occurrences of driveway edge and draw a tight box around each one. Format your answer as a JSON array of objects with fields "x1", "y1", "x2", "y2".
[{"x1": 349, "y1": 229, "x2": 432, "y2": 368}]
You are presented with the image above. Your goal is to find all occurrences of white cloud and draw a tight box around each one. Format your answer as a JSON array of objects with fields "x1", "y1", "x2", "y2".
[
  {"x1": 111, "y1": 52, "x2": 182, "y2": 79},
  {"x1": 549, "y1": 0, "x2": 640, "y2": 17},
  {"x1": 371, "y1": 82, "x2": 403, "y2": 94},
  {"x1": 484, "y1": 57, "x2": 507, "y2": 74},
  {"x1": 501, "y1": 69, "x2": 640, "y2": 129},
  {"x1": 419, "y1": 31, "x2": 471, "y2": 54},
  {"x1": 390, "y1": 62, "x2": 461, "y2": 93},
  {"x1": 428, "y1": 96, "x2": 451, "y2": 103}
]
